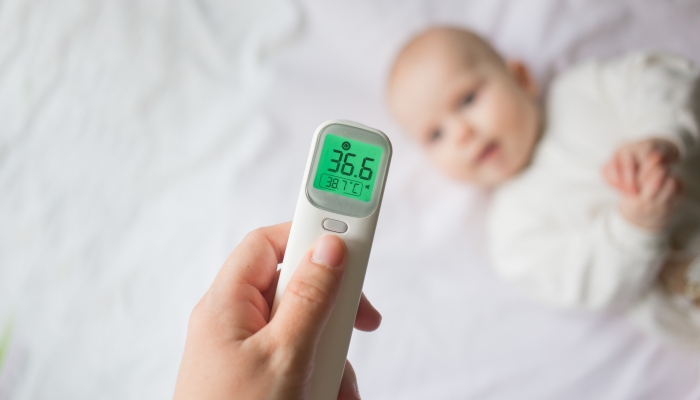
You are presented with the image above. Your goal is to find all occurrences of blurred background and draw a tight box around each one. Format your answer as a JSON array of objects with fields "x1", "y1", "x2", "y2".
[{"x1": 2, "y1": 0, "x2": 700, "y2": 399}]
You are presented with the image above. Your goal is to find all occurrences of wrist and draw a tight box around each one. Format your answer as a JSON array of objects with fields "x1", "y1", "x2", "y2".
[
  {"x1": 619, "y1": 205, "x2": 668, "y2": 232},
  {"x1": 609, "y1": 206, "x2": 666, "y2": 251}
]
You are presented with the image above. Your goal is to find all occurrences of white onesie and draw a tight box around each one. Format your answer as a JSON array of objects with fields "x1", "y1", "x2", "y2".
[{"x1": 488, "y1": 52, "x2": 700, "y2": 348}]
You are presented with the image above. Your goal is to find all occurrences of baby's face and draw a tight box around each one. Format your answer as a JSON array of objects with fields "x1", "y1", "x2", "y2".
[{"x1": 388, "y1": 39, "x2": 541, "y2": 186}]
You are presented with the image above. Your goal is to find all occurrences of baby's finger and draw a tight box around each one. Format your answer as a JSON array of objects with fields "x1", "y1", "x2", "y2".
[
  {"x1": 657, "y1": 177, "x2": 680, "y2": 205},
  {"x1": 612, "y1": 155, "x2": 624, "y2": 187},
  {"x1": 638, "y1": 153, "x2": 661, "y2": 182},
  {"x1": 620, "y1": 150, "x2": 638, "y2": 195},
  {"x1": 640, "y1": 167, "x2": 666, "y2": 201},
  {"x1": 602, "y1": 160, "x2": 620, "y2": 188},
  {"x1": 655, "y1": 140, "x2": 680, "y2": 164}
]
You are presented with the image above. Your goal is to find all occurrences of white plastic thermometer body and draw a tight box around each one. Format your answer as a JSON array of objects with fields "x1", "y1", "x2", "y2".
[{"x1": 271, "y1": 120, "x2": 392, "y2": 400}]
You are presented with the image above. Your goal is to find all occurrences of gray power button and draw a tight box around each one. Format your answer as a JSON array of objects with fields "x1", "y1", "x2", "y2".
[{"x1": 322, "y1": 218, "x2": 348, "y2": 233}]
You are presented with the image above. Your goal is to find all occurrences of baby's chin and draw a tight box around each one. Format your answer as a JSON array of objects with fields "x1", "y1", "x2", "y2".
[
  {"x1": 449, "y1": 164, "x2": 518, "y2": 187},
  {"x1": 472, "y1": 172, "x2": 512, "y2": 187}
]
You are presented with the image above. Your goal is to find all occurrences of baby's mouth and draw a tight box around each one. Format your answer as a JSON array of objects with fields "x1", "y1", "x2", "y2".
[{"x1": 475, "y1": 141, "x2": 500, "y2": 164}]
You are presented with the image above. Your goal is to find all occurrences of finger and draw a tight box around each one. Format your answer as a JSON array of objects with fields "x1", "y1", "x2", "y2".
[
  {"x1": 337, "y1": 360, "x2": 361, "y2": 400},
  {"x1": 269, "y1": 234, "x2": 347, "y2": 353},
  {"x1": 657, "y1": 177, "x2": 680, "y2": 204},
  {"x1": 214, "y1": 222, "x2": 291, "y2": 295},
  {"x1": 620, "y1": 150, "x2": 638, "y2": 195},
  {"x1": 638, "y1": 153, "x2": 660, "y2": 182},
  {"x1": 640, "y1": 166, "x2": 666, "y2": 201},
  {"x1": 602, "y1": 161, "x2": 619, "y2": 188},
  {"x1": 205, "y1": 222, "x2": 292, "y2": 341},
  {"x1": 263, "y1": 269, "x2": 282, "y2": 310},
  {"x1": 606, "y1": 153, "x2": 626, "y2": 192},
  {"x1": 354, "y1": 293, "x2": 382, "y2": 332},
  {"x1": 655, "y1": 140, "x2": 680, "y2": 164},
  {"x1": 613, "y1": 152, "x2": 624, "y2": 186}
]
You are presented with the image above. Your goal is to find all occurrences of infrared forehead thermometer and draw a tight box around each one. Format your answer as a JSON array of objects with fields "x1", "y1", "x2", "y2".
[{"x1": 271, "y1": 120, "x2": 392, "y2": 400}]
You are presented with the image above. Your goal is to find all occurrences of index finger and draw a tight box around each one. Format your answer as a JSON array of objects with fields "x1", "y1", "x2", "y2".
[{"x1": 213, "y1": 222, "x2": 291, "y2": 295}]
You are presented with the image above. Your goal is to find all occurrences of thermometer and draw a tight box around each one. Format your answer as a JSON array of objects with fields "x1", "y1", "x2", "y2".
[{"x1": 271, "y1": 120, "x2": 392, "y2": 399}]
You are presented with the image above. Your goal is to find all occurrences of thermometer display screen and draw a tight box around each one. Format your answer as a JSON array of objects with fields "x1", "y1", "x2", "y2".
[{"x1": 313, "y1": 134, "x2": 383, "y2": 202}]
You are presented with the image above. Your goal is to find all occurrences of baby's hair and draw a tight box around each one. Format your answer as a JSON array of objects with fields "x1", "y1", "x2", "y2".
[{"x1": 388, "y1": 27, "x2": 505, "y2": 93}]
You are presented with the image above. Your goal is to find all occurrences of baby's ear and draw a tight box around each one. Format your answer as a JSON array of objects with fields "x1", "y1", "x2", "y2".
[{"x1": 507, "y1": 60, "x2": 538, "y2": 99}]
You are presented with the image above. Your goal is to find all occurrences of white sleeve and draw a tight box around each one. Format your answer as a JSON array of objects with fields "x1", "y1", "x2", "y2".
[
  {"x1": 601, "y1": 52, "x2": 700, "y2": 157},
  {"x1": 486, "y1": 53, "x2": 699, "y2": 310},
  {"x1": 488, "y1": 192, "x2": 667, "y2": 310}
]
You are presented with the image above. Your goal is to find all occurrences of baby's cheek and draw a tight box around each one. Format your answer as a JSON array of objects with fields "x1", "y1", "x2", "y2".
[
  {"x1": 446, "y1": 157, "x2": 472, "y2": 180},
  {"x1": 493, "y1": 92, "x2": 526, "y2": 130},
  {"x1": 473, "y1": 90, "x2": 504, "y2": 129},
  {"x1": 430, "y1": 151, "x2": 472, "y2": 181}
]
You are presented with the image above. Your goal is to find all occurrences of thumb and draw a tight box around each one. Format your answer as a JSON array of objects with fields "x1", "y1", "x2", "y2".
[
  {"x1": 655, "y1": 139, "x2": 680, "y2": 164},
  {"x1": 269, "y1": 234, "x2": 347, "y2": 353}
]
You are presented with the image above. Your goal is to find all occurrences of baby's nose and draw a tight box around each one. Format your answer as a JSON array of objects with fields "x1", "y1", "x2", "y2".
[{"x1": 447, "y1": 117, "x2": 475, "y2": 144}]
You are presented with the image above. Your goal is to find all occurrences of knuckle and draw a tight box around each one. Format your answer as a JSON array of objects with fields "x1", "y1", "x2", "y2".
[
  {"x1": 269, "y1": 347, "x2": 314, "y2": 383},
  {"x1": 285, "y1": 277, "x2": 332, "y2": 308},
  {"x1": 243, "y1": 228, "x2": 267, "y2": 244},
  {"x1": 188, "y1": 294, "x2": 211, "y2": 330}
]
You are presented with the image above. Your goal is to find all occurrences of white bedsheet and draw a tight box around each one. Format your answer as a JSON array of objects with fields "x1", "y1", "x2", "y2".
[
  {"x1": 3, "y1": 0, "x2": 700, "y2": 399},
  {"x1": 0, "y1": 0, "x2": 300, "y2": 398}
]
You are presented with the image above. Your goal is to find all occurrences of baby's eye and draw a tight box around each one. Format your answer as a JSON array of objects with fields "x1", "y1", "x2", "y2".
[
  {"x1": 428, "y1": 129, "x2": 442, "y2": 143},
  {"x1": 461, "y1": 91, "x2": 476, "y2": 106}
]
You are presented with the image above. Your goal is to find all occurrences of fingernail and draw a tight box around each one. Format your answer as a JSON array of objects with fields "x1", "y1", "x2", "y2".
[{"x1": 311, "y1": 235, "x2": 345, "y2": 269}]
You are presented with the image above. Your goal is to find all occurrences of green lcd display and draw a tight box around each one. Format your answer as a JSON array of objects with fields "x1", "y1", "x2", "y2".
[{"x1": 313, "y1": 134, "x2": 383, "y2": 202}]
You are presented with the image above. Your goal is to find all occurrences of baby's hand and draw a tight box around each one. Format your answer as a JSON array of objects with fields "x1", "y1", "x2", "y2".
[{"x1": 602, "y1": 138, "x2": 682, "y2": 231}]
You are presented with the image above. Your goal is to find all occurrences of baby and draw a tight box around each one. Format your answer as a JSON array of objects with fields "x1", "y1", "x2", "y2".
[{"x1": 388, "y1": 27, "x2": 700, "y2": 347}]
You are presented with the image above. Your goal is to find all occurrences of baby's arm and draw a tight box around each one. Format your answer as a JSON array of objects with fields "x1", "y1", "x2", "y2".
[
  {"x1": 602, "y1": 52, "x2": 699, "y2": 155},
  {"x1": 489, "y1": 53, "x2": 699, "y2": 310},
  {"x1": 489, "y1": 193, "x2": 666, "y2": 310},
  {"x1": 602, "y1": 138, "x2": 682, "y2": 231}
]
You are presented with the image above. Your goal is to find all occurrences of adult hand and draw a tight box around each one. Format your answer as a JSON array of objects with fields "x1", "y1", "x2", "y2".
[{"x1": 173, "y1": 222, "x2": 381, "y2": 400}]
